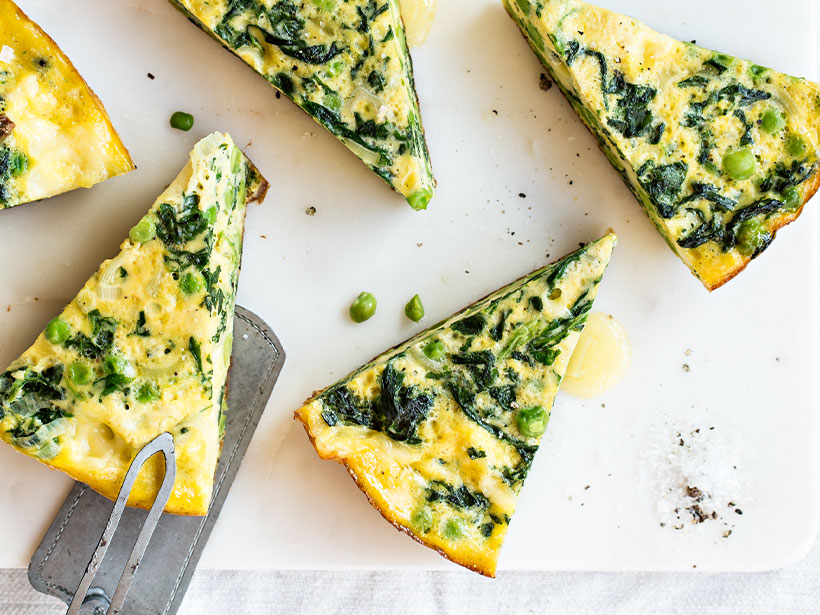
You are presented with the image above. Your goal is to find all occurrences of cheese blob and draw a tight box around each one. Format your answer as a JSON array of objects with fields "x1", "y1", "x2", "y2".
[{"x1": 562, "y1": 312, "x2": 630, "y2": 398}]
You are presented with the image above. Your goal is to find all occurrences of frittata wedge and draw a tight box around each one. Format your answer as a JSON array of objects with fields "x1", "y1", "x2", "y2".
[
  {"x1": 0, "y1": 0, "x2": 133, "y2": 210},
  {"x1": 504, "y1": 0, "x2": 820, "y2": 290},
  {"x1": 0, "y1": 132, "x2": 268, "y2": 515},
  {"x1": 296, "y1": 233, "x2": 616, "y2": 576},
  {"x1": 170, "y1": 0, "x2": 435, "y2": 210}
]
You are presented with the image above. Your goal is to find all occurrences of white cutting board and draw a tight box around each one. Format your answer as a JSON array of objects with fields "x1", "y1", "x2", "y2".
[{"x1": 0, "y1": 0, "x2": 817, "y2": 573}]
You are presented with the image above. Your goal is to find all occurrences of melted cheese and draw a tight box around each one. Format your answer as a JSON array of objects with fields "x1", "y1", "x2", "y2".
[
  {"x1": 562, "y1": 312, "x2": 630, "y2": 398},
  {"x1": 171, "y1": 0, "x2": 435, "y2": 209},
  {"x1": 0, "y1": 132, "x2": 268, "y2": 516},
  {"x1": 0, "y1": 0, "x2": 133, "y2": 208},
  {"x1": 296, "y1": 234, "x2": 616, "y2": 576},
  {"x1": 504, "y1": 0, "x2": 820, "y2": 290}
]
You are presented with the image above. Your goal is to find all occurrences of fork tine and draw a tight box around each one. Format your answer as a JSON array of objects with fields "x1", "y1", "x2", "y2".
[{"x1": 66, "y1": 432, "x2": 176, "y2": 615}]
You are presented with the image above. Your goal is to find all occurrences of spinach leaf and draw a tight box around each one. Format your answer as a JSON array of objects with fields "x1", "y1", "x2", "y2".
[
  {"x1": 451, "y1": 314, "x2": 486, "y2": 336},
  {"x1": 639, "y1": 162, "x2": 688, "y2": 218},
  {"x1": 426, "y1": 480, "x2": 489, "y2": 511}
]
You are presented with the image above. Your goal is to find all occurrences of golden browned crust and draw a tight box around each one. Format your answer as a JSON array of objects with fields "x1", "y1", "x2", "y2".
[
  {"x1": 704, "y1": 168, "x2": 820, "y2": 291},
  {"x1": 293, "y1": 412, "x2": 496, "y2": 577}
]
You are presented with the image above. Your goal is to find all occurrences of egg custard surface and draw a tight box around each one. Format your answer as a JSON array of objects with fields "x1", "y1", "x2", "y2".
[
  {"x1": 170, "y1": 0, "x2": 434, "y2": 210},
  {"x1": 0, "y1": 0, "x2": 133, "y2": 210},
  {"x1": 504, "y1": 0, "x2": 820, "y2": 290},
  {"x1": 296, "y1": 233, "x2": 616, "y2": 576},
  {"x1": 0, "y1": 132, "x2": 268, "y2": 515}
]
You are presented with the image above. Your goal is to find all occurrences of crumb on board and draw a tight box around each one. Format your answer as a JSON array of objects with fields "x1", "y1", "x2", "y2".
[
  {"x1": 147, "y1": 72, "x2": 155, "y2": 80},
  {"x1": 305, "y1": 206, "x2": 317, "y2": 216},
  {"x1": 539, "y1": 73, "x2": 553, "y2": 91}
]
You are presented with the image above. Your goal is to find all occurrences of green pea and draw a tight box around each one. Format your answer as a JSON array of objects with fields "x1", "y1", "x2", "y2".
[
  {"x1": 204, "y1": 205, "x2": 218, "y2": 225},
  {"x1": 722, "y1": 148, "x2": 756, "y2": 180},
  {"x1": 736, "y1": 218, "x2": 770, "y2": 257},
  {"x1": 104, "y1": 354, "x2": 131, "y2": 376},
  {"x1": 748, "y1": 64, "x2": 769, "y2": 81},
  {"x1": 170, "y1": 111, "x2": 194, "y2": 131},
  {"x1": 313, "y1": 0, "x2": 335, "y2": 9},
  {"x1": 68, "y1": 361, "x2": 91, "y2": 385},
  {"x1": 407, "y1": 187, "x2": 433, "y2": 211},
  {"x1": 760, "y1": 109, "x2": 786, "y2": 134},
  {"x1": 180, "y1": 272, "x2": 202, "y2": 295},
  {"x1": 422, "y1": 340, "x2": 445, "y2": 361},
  {"x1": 8, "y1": 151, "x2": 28, "y2": 177},
  {"x1": 782, "y1": 186, "x2": 801, "y2": 209},
  {"x1": 45, "y1": 317, "x2": 70, "y2": 344},
  {"x1": 230, "y1": 146, "x2": 242, "y2": 174},
  {"x1": 323, "y1": 92, "x2": 342, "y2": 114},
  {"x1": 711, "y1": 53, "x2": 736, "y2": 71},
  {"x1": 325, "y1": 60, "x2": 344, "y2": 78},
  {"x1": 516, "y1": 0, "x2": 531, "y2": 13},
  {"x1": 237, "y1": 178, "x2": 247, "y2": 208},
  {"x1": 411, "y1": 508, "x2": 433, "y2": 533},
  {"x1": 404, "y1": 294, "x2": 425, "y2": 322},
  {"x1": 224, "y1": 184, "x2": 236, "y2": 210},
  {"x1": 349, "y1": 292, "x2": 377, "y2": 323},
  {"x1": 136, "y1": 382, "x2": 160, "y2": 403},
  {"x1": 129, "y1": 215, "x2": 156, "y2": 243},
  {"x1": 516, "y1": 405, "x2": 549, "y2": 438},
  {"x1": 787, "y1": 134, "x2": 808, "y2": 157},
  {"x1": 443, "y1": 518, "x2": 466, "y2": 541}
]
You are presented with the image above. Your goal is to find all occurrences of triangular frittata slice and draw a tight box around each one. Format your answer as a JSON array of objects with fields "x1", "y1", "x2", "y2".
[
  {"x1": 0, "y1": 132, "x2": 268, "y2": 515},
  {"x1": 295, "y1": 233, "x2": 616, "y2": 576},
  {"x1": 169, "y1": 0, "x2": 435, "y2": 210},
  {"x1": 504, "y1": 0, "x2": 820, "y2": 290},
  {"x1": 0, "y1": 0, "x2": 133, "y2": 210}
]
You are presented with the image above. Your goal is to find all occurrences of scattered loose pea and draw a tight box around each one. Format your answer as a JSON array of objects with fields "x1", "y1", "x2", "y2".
[
  {"x1": 404, "y1": 294, "x2": 425, "y2": 322},
  {"x1": 170, "y1": 111, "x2": 194, "y2": 131},
  {"x1": 349, "y1": 292, "x2": 377, "y2": 323}
]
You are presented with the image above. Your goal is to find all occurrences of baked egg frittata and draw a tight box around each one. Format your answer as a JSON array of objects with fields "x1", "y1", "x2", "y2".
[
  {"x1": 0, "y1": 0, "x2": 133, "y2": 210},
  {"x1": 296, "y1": 234, "x2": 616, "y2": 576},
  {"x1": 504, "y1": 0, "x2": 820, "y2": 290},
  {"x1": 0, "y1": 132, "x2": 268, "y2": 515},
  {"x1": 170, "y1": 0, "x2": 435, "y2": 210}
]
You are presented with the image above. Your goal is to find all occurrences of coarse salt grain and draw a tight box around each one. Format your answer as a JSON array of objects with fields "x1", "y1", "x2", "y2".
[{"x1": 642, "y1": 412, "x2": 747, "y2": 535}]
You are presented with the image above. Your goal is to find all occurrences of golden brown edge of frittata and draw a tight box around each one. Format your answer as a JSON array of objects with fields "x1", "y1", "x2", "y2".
[
  {"x1": 700, "y1": 173, "x2": 820, "y2": 291},
  {"x1": 7, "y1": 0, "x2": 135, "y2": 178},
  {"x1": 291, "y1": 238, "x2": 615, "y2": 576},
  {"x1": 503, "y1": 4, "x2": 820, "y2": 292},
  {"x1": 70, "y1": 153, "x2": 268, "y2": 516}
]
